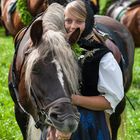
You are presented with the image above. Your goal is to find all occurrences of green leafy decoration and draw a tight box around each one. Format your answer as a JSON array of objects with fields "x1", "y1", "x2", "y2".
[
  {"x1": 17, "y1": 0, "x2": 33, "y2": 25},
  {"x1": 72, "y1": 43, "x2": 85, "y2": 57}
]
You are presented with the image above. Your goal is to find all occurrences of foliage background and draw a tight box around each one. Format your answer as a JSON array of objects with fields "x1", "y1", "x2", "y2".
[{"x1": 0, "y1": 27, "x2": 140, "y2": 140}]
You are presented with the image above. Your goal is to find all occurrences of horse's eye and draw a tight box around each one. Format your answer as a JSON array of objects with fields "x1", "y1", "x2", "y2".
[
  {"x1": 32, "y1": 65, "x2": 40, "y2": 74},
  {"x1": 43, "y1": 54, "x2": 52, "y2": 64}
]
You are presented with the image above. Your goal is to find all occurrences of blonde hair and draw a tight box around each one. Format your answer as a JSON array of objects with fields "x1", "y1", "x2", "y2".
[{"x1": 65, "y1": 0, "x2": 87, "y2": 21}]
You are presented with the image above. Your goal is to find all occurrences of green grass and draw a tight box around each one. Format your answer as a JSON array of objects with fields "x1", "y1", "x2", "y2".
[
  {"x1": 0, "y1": 27, "x2": 140, "y2": 140},
  {"x1": 124, "y1": 48, "x2": 140, "y2": 140},
  {"x1": 0, "y1": 28, "x2": 22, "y2": 140}
]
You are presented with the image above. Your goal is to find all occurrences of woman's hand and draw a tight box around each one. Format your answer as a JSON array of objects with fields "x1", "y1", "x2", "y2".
[{"x1": 71, "y1": 94, "x2": 80, "y2": 106}]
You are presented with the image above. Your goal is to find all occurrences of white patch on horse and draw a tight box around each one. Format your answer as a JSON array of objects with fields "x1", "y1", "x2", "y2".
[
  {"x1": 27, "y1": 115, "x2": 41, "y2": 140},
  {"x1": 52, "y1": 59, "x2": 64, "y2": 88}
]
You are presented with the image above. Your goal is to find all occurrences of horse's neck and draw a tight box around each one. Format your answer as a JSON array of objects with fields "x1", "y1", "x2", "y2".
[
  {"x1": 15, "y1": 28, "x2": 31, "y2": 72},
  {"x1": 27, "y1": 0, "x2": 47, "y2": 16}
]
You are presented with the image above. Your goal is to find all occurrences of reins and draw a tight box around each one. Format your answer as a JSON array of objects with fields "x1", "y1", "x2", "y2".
[
  {"x1": 31, "y1": 85, "x2": 72, "y2": 129},
  {"x1": 9, "y1": 31, "x2": 30, "y2": 116}
]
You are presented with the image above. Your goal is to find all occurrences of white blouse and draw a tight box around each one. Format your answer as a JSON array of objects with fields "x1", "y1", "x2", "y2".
[{"x1": 98, "y1": 52, "x2": 124, "y2": 114}]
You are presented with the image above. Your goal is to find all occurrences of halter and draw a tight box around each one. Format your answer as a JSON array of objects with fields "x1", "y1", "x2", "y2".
[{"x1": 30, "y1": 87, "x2": 74, "y2": 130}]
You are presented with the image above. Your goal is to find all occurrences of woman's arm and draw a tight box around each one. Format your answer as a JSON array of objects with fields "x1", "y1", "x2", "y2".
[
  {"x1": 98, "y1": 52, "x2": 124, "y2": 114},
  {"x1": 71, "y1": 94, "x2": 112, "y2": 111},
  {"x1": 72, "y1": 52, "x2": 124, "y2": 114}
]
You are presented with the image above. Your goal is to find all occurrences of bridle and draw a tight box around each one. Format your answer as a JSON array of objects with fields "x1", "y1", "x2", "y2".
[{"x1": 30, "y1": 86, "x2": 74, "y2": 130}]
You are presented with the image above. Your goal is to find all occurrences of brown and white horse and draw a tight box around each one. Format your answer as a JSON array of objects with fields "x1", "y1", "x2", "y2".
[
  {"x1": 0, "y1": 0, "x2": 72, "y2": 37},
  {"x1": 8, "y1": 3, "x2": 80, "y2": 140},
  {"x1": 1, "y1": 0, "x2": 48, "y2": 36}
]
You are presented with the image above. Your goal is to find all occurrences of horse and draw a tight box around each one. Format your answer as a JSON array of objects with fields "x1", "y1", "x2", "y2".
[
  {"x1": 8, "y1": 3, "x2": 81, "y2": 140},
  {"x1": 94, "y1": 15, "x2": 134, "y2": 140},
  {"x1": 106, "y1": 0, "x2": 140, "y2": 47},
  {"x1": 0, "y1": 0, "x2": 48, "y2": 36},
  {"x1": 71, "y1": 14, "x2": 135, "y2": 140},
  {"x1": 0, "y1": 0, "x2": 72, "y2": 37}
]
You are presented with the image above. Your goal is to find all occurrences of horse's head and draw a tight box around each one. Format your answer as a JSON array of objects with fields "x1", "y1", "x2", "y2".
[
  {"x1": 13, "y1": 3, "x2": 81, "y2": 138},
  {"x1": 25, "y1": 19, "x2": 80, "y2": 131}
]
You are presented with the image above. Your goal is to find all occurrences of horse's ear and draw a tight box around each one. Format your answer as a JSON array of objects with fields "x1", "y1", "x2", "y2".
[
  {"x1": 69, "y1": 28, "x2": 81, "y2": 45},
  {"x1": 30, "y1": 20, "x2": 43, "y2": 46}
]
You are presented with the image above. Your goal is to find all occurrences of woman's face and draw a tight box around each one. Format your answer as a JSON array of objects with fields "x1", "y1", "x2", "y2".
[{"x1": 64, "y1": 9, "x2": 86, "y2": 37}]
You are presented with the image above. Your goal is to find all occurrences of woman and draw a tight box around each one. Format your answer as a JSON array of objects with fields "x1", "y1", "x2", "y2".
[{"x1": 47, "y1": 0, "x2": 124, "y2": 140}]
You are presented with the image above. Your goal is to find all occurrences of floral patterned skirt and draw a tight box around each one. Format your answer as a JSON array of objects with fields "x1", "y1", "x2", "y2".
[{"x1": 70, "y1": 107, "x2": 111, "y2": 140}]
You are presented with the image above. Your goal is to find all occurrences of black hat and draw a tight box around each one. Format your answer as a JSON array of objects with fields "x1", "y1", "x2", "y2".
[{"x1": 81, "y1": 0, "x2": 95, "y2": 38}]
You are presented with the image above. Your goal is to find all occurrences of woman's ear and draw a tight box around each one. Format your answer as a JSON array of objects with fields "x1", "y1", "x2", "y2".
[
  {"x1": 69, "y1": 28, "x2": 81, "y2": 45},
  {"x1": 30, "y1": 20, "x2": 43, "y2": 46}
]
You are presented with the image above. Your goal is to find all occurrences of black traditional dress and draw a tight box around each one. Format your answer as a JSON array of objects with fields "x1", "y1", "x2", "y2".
[{"x1": 71, "y1": 44, "x2": 111, "y2": 140}]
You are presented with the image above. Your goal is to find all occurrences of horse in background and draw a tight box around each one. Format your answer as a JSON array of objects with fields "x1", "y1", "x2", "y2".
[
  {"x1": 0, "y1": 0, "x2": 72, "y2": 37},
  {"x1": 1, "y1": 0, "x2": 47, "y2": 36},
  {"x1": 8, "y1": 3, "x2": 81, "y2": 140},
  {"x1": 94, "y1": 15, "x2": 134, "y2": 140},
  {"x1": 106, "y1": 0, "x2": 140, "y2": 47}
]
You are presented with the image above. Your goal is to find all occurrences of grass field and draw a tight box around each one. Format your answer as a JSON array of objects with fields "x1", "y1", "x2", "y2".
[{"x1": 0, "y1": 27, "x2": 140, "y2": 140}]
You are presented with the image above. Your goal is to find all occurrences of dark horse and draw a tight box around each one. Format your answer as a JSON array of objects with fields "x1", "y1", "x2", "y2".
[
  {"x1": 0, "y1": 0, "x2": 46, "y2": 36},
  {"x1": 66, "y1": 14, "x2": 134, "y2": 140},
  {"x1": 0, "y1": 0, "x2": 71, "y2": 37},
  {"x1": 8, "y1": 3, "x2": 81, "y2": 140},
  {"x1": 106, "y1": 0, "x2": 140, "y2": 47},
  {"x1": 94, "y1": 15, "x2": 134, "y2": 140}
]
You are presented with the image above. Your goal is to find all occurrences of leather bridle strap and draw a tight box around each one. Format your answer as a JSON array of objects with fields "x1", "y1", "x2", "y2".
[
  {"x1": 30, "y1": 87, "x2": 72, "y2": 129},
  {"x1": 43, "y1": 97, "x2": 71, "y2": 111}
]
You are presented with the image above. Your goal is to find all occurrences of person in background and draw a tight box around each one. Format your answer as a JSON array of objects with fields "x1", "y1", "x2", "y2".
[{"x1": 64, "y1": 0, "x2": 124, "y2": 140}]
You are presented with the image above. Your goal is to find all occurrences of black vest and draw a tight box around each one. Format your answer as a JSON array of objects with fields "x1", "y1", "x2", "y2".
[{"x1": 80, "y1": 46, "x2": 110, "y2": 96}]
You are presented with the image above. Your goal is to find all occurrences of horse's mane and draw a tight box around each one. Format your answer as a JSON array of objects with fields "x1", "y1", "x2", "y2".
[
  {"x1": 25, "y1": 3, "x2": 80, "y2": 94},
  {"x1": 42, "y1": 3, "x2": 66, "y2": 33}
]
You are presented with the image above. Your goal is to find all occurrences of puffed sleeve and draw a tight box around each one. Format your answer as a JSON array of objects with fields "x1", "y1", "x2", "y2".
[{"x1": 98, "y1": 52, "x2": 124, "y2": 114}]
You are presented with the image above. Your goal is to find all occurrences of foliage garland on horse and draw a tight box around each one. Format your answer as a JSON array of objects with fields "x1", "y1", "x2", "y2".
[{"x1": 17, "y1": 0, "x2": 33, "y2": 25}]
